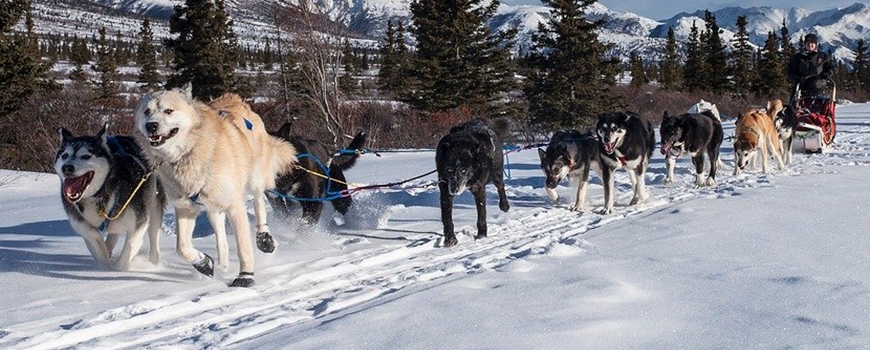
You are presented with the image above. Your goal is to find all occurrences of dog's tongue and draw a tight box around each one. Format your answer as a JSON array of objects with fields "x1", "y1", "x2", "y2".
[
  {"x1": 604, "y1": 143, "x2": 615, "y2": 154},
  {"x1": 661, "y1": 144, "x2": 671, "y2": 155},
  {"x1": 63, "y1": 172, "x2": 93, "y2": 203}
]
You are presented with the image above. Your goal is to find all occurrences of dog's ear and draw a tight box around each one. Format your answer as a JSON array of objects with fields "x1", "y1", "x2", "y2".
[
  {"x1": 181, "y1": 82, "x2": 193, "y2": 99},
  {"x1": 736, "y1": 113, "x2": 743, "y2": 122},
  {"x1": 97, "y1": 122, "x2": 111, "y2": 152},
  {"x1": 58, "y1": 127, "x2": 73, "y2": 144},
  {"x1": 276, "y1": 122, "x2": 293, "y2": 138},
  {"x1": 538, "y1": 147, "x2": 546, "y2": 162}
]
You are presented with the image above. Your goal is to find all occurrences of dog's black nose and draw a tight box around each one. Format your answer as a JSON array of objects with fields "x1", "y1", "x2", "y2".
[
  {"x1": 145, "y1": 122, "x2": 160, "y2": 133},
  {"x1": 62, "y1": 164, "x2": 74, "y2": 176}
]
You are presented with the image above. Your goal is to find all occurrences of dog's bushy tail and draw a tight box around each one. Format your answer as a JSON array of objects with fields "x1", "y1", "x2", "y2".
[
  {"x1": 491, "y1": 117, "x2": 511, "y2": 140},
  {"x1": 330, "y1": 130, "x2": 368, "y2": 171},
  {"x1": 269, "y1": 136, "x2": 298, "y2": 180}
]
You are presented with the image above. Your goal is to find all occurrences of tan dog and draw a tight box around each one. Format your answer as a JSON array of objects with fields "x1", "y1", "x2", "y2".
[
  {"x1": 733, "y1": 100, "x2": 787, "y2": 175},
  {"x1": 133, "y1": 84, "x2": 296, "y2": 287}
]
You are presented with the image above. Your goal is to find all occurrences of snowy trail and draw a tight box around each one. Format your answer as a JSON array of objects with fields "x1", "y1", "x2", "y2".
[{"x1": 1, "y1": 105, "x2": 869, "y2": 349}]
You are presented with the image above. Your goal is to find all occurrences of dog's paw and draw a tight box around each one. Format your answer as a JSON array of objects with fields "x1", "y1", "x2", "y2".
[
  {"x1": 443, "y1": 235, "x2": 459, "y2": 248},
  {"x1": 598, "y1": 207, "x2": 613, "y2": 215},
  {"x1": 705, "y1": 178, "x2": 716, "y2": 187},
  {"x1": 192, "y1": 253, "x2": 215, "y2": 278},
  {"x1": 229, "y1": 272, "x2": 254, "y2": 288},
  {"x1": 149, "y1": 252, "x2": 160, "y2": 265},
  {"x1": 256, "y1": 232, "x2": 276, "y2": 253},
  {"x1": 663, "y1": 177, "x2": 673, "y2": 185},
  {"x1": 569, "y1": 203, "x2": 584, "y2": 212},
  {"x1": 499, "y1": 200, "x2": 510, "y2": 212},
  {"x1": 113, "y1": 260, "x2": 131, "y2": 272}
]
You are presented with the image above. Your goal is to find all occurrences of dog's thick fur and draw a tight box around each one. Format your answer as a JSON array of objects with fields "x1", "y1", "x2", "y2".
[
  {"x1": 773, "y1": 101, "x2": 798, "y2": 164},
  {"x1": 55, "y1": 124, "x2": 164, "y2": 270},
  {"x1": 660, "y1": 110, "x2": 724, "y2": 186},
  {"x1": 538, "y1": 130, "x2": 601, "y2": 211},
  {"x1": 436, "y1": 118, "x2": 510, "y2": 247},
  {"x1": 733, "y1": 100, "x2": 787, "y2": 175},
  {"x1": 133, "y1": 84, "x2": 297, "y2": 287},
  {"x1": 269, "y1": 122, "x2": 367, "y2": 223},
  {"x1": 596, "y1": 112, "x2": 655, "y2": 214}
]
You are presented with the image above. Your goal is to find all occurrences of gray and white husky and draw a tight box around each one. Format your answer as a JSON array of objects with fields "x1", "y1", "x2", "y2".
[
  {"x1": 596, "y1": 112, "x2": 656, "y2": 214},
  {"x1": 55, "y1": 124, "x2": 164, "y2": 270},
  {"x1": 538, "y1": 130, "x2": 601, "y2": 211}
]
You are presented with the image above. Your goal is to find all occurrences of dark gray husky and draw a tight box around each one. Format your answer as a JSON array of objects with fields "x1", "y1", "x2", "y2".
[
  {"x1": 660, "y1": 110, "x2": 724, "y2": 187},
  {"x1": 436, "y1": 117, "x2": 511, "y2": 247},
  {"x1": 55, "y1": 123, "x2": 164, "y2": 270},
  {"x1": 596, "y1": 112, "x2": 655, "y2": 214},
  {"x1": 538, "y1": 130, "x2": 601, "y2": 211}
]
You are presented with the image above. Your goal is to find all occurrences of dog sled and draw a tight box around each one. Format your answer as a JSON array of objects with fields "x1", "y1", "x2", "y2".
[{"x1": 789, "y1": 78, "x2": 837, "y2": 154}]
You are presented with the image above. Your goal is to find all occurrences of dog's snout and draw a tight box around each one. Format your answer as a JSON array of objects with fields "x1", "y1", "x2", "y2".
[
  {"x1": 62, "y1": 164, "x2": 75, "y2": 176},
  {"x1": 145, "y1": 122, "x2": 160, "y2": 133}
]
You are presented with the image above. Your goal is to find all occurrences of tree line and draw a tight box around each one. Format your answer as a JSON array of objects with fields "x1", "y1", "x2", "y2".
[{"x1": 3, "y1": 0, "x2": 870, "y2": 150}]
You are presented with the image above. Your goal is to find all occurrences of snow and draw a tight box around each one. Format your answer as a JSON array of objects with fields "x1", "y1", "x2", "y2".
[{"x1": 3, "y1": 103, "x2": 870, "y2": 348}]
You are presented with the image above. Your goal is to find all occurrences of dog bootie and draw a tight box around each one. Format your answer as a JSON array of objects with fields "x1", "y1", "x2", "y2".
[
  {"x1": 229, "y1": 272, "x2": 255, "y2": 288},
  {"x1": 192, "y1": 252, "x2": 215, "y2": 277},
  {"x1": 257, "y1": 232, "x2": 276, "y2": 253}
]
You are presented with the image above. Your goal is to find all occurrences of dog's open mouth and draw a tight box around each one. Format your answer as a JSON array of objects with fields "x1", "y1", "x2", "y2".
[
  {"x1": 62, "y1": 171, "x2": 94, "y2": 203},
  {"x1": 603, "y1": 142, "x2": 617, "y2": 154},
  {"x1": 148, "y1": 128, "x2": 179, "y2": 147},
  {"x1": 661, "y1": 143, "x2": 682, "y2": 157}
]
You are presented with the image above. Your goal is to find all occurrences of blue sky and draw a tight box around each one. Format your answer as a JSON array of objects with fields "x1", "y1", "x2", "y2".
[{"x1": 499, "y1": 0, "x2": 868, "y2": 21}]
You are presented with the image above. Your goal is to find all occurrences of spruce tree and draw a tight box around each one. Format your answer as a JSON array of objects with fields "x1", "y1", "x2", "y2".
[
  {"x1": 524, "y1": 0, "x2": 620, "y2": 129},
  {"x1": 730, "y1": 15, "x2": 755, "y2": 96},
  {"x1": 166, "y1": 0, "x2": 245, "y2": 100},
  {"x1": 682, "y1": 20, "x2": 705, "y2": 92},
  {"x1": 340, "y1": 40, "x2": 359, "y2": 96},
  {"x1": 0, "y1": 0, "x2": 57, "y2": 117},
  {"x1": 136, "y1": 16, "x2": 161, "y2": 91},
  {"x1": 780, "y1": 19, "x2": 795, "y2": 61},
  {"x1": 755, "y1": 31, "x2": 787, "y2": 98},
  {"x1": 93, "y1": 27, "x2": 119, "y2": 99},
  {"x1": 658, "y1": 26, "x2": 682, "y2": 91},
  {"x1": 69, "y1": 37, "x2": 90, "y2": 83},
  {"x1": 703, "y1": 10, "x2": 729, "y2": 93},
  {"x1": 628, "y1": 52, "x2": 646, "y2": 88},
  {"x1": 378, "y1": 19, "x2": 410, "y2": 97},
  {"x1": 852, "y1": 39, "x2": 869, "y2": 93},
  {"x1": 406, "y1": 0, "x2": 516, "y2": 112}
]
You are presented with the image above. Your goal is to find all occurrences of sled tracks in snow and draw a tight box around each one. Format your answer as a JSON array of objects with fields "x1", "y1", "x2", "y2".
[{"x1": 0, "y1": 171, "x2": 785, "y2": 350}]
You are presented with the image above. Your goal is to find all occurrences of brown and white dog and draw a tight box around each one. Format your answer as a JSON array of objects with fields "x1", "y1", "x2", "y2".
[{"x1": 732, "y1": 100, "x2": 787, "y2": 175}]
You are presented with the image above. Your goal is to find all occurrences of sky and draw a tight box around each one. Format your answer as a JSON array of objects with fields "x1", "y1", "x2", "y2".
[
  {"x1": 499, "y1": 0, "x2": 869, "y2": 20},
  {"x1": 2, "y1": 102, "x2": 870, "y2": 348}
]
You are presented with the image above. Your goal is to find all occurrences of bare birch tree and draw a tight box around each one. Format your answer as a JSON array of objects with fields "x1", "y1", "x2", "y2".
[{"x1": 272, "y1": 0, "x2": 350, "y2": 146}]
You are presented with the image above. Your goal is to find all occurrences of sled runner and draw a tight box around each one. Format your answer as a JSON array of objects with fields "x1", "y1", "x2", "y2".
[{"x1": 790, "y1": 78, "x2": 837, "y2": 154}]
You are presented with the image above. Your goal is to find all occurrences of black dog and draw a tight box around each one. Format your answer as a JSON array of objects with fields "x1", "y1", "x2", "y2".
[
  {"x1": 596, "y1": 112, "x2": 655, "y2": 214},
  {"x1": 775, "y1": 103, "x2": 798, "y2": 165},
  {"x1": 538, "y1": 129, "x2": 601, "y2": 211},
  {"x1": 436, "y1": 117, "x2": 510, "y2": 247},
  {"x1": 269, "y1": 123, "x2": 367, "y2": 224},
  {"x1": 660, "y1": 110, "x2": 724, "y2": 187}
]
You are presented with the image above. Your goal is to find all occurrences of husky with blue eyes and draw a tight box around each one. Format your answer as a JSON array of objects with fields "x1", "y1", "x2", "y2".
[{"x1": 55, "y1": 123, "x2": 165, "y2": 271}]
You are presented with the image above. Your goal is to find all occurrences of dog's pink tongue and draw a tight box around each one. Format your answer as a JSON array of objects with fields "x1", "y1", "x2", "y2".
[
  {"x1": 63, "y1": 172, "x2": 92, "y2": 203},
  {"x1": 604, "y1": 143, "x2": 614, "y2": 153},
  {"x1": 661, "y1": 144, "x2": 670, "y2": 155}
]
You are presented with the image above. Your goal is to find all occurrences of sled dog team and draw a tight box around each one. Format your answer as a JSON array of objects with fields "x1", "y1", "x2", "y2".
[{"x1": 55, "y1": 85, "x2": 790, "y2": 286}]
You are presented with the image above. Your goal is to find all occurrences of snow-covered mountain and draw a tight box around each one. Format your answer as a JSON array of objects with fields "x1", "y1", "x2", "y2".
[{"x1": 23, "y1": 0, "x2": 870, "y2": 63}]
